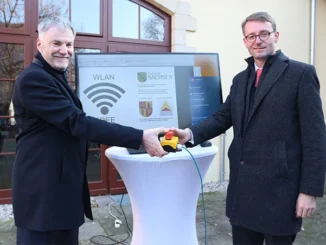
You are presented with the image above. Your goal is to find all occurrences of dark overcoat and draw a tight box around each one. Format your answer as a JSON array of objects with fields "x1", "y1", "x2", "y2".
[
  {"x1": 12, "y1": 53, "x2": 143, "y2": 231},
  {"x1": 190, "y1": 51, "x2": 326, "y2": 235}
]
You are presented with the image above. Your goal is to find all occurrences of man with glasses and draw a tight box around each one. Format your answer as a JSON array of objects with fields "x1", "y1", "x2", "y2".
[{"x1": 171, "y1": 12, "x2": 326, "y2": 245}]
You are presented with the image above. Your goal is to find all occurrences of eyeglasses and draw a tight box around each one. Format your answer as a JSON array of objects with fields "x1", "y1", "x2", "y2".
[{"x1": 244, "y1": 31, "x2": 275, "y2": 43}]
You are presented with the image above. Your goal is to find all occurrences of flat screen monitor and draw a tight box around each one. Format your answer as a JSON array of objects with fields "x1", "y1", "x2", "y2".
[{"x1": 75, "y1": 53, "x2": 223, "y2": 130}]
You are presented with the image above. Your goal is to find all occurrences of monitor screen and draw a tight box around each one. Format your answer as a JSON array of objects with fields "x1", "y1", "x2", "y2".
[{"x1": 75, "y1": 53, "x2": 223, "y2": 130}]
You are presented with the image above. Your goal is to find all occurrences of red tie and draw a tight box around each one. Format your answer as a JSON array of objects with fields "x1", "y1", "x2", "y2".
[{"x1": 255, "y1": 68, "x2": 262, "y2": 87}]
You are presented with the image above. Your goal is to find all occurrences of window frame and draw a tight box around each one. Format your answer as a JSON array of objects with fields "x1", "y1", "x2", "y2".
[{"x1": 108, "y1": 0, "x2": 171, "y2": 47}]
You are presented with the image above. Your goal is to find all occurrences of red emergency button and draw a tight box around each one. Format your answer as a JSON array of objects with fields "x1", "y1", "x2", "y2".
[{"x1": 165, "y1": 131, "x2": 174, "y2": 140}]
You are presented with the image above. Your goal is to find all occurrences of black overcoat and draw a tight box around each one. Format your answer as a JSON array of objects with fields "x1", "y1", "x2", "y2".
[
  {"x1": 12, "y1": 53, "x2": 143, "y2": 231},
  {"x1": 190, "y1": 51, "x2": 326, "y2": 235}
]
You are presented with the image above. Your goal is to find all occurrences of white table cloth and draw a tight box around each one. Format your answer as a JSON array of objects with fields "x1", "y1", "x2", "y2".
[{"x1": 105, "y1": 145, "x2": 217, "y2": 245}]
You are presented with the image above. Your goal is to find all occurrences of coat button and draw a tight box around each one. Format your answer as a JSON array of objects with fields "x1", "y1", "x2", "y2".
[{"x1": 240, "y1": 161, "x2": 244, "y2": 165}]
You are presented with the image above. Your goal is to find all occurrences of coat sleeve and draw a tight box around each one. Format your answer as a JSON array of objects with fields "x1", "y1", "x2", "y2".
[
  {"x1": 15, "y1": 70, "x2": 143, "y2": 149},
  {"x1": 189, "y1": 79, "x2": 234, "y2": 146},
  {"x1": 297, "y1": 65, "x2": 326, "y2": 197}
]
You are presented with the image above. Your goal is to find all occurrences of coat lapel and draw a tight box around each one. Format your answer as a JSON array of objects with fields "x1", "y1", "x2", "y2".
[
  {"x1": 235, "y1": 69, "x2": 250, "y2": 136},
  {"x1": 245, "y1": 53, "x2": 288, "y2": 128},
  {"x1": 34, "y1": 54, "x2": 83, "y2": 110},
  {"x1": 58, "y1": 76, "x2": 83, "y2": 110},
  {"x1": 46, "y1": 66, "x2": 83, "y2": 110}
]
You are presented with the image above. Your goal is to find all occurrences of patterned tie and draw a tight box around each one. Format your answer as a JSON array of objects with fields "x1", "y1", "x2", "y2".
[{"x1": 255, "y1": 68, "x2": 262, "y2": 87}]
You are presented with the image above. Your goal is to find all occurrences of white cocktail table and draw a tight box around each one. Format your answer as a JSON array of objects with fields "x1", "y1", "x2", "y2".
[{"x1": 105, "y1": 145, "x2": 217, "y2": 245}]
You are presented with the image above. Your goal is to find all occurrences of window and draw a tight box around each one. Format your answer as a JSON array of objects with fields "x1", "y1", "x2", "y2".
[
  {"x1": 140, "y1": 6, "x2": 164, "y2": 41},
  {"x1": 112, "y1": 0, "x2": 138, "y2": 39},
  {"x1": 38, "y1": 0, "x2": 69, "y2": 19},
  {"x1": 38, "y1": 0, "x2": 101, "y2": 35},
  {"x1": 0, "y1": 42, "x2": 24, "y2": 189},
  {"x1": 112, "y1": 0, "x2": 165, "y2": 42},
  {"x1": 0, "y1": 0, "x2": 25, "y2": 29},
  {"x1": 71, "y1": 0, "x2": 101, "y2": 34}
]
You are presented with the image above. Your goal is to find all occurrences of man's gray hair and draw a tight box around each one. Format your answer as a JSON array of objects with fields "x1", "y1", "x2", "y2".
[
  {"x1": 241, "y1": 12, "x2": 277, "y2": 35},
  {"x1": 38, "y1": 16, "x2": 75, "y2": 39}
]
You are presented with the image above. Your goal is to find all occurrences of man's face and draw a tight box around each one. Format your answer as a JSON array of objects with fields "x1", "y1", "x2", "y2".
[
  {"x1": 37, "y1": 26, "x2": 74, "y2": 71},
  {"x1": 243, "y1": 21, "x2": 279, "y2": 61}
]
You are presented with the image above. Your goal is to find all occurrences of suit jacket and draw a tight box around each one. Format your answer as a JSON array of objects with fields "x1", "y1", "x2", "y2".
[
  {"x1": 12, "y1": 52, "x2": 143, "y2": 231},
  {"x1": 190, "y1": 50, "x2": 326, "y2": 235}
]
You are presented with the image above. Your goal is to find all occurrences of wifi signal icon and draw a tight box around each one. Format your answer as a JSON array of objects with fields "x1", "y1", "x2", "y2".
[{"x1": 83, "y1": 82, "x2": 125, "y2": 115}]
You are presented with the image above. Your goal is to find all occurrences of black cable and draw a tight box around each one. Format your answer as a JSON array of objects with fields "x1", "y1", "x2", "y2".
[
  {"x1": 120, "y1": 189, "x2": 133, "y2": 235},
  {"x1": 90, "y1": 192, "x2": 132, "y2": 245},
  {"x1": 90, "y1": 224, "x2": 130, "y2": 245}
]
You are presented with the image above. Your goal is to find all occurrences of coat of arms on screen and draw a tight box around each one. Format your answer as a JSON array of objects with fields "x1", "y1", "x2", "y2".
[
  {"x1": 139, "y1": 101, "x2": 153, "y2": 117},
  {"x1": 137, "y1": 72, "x2": 147, "y2": 83},
  {"x1": 160, "y1": 101, "x2": 173, "y2": 116}
]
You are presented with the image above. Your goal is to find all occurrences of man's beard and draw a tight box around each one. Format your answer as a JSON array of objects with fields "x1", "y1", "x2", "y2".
[
  {"x1": 51, "y1": 52, "x2": 72, "y2": 71},
  {"x1": 52, "y1": 58, "x2": 70, "y2": 71},
  {"x1": 53, "y1": 65, "x2": 68, "y2": 71}
]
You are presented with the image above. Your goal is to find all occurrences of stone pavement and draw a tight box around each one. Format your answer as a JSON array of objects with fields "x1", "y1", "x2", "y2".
[{"x1": 1, "y1": 191, "x2": 325, "y2": 245}]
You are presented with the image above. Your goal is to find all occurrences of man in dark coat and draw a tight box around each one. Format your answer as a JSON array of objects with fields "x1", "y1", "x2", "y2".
[
  {"x1": 12, "y1": 16, "x2": 168, "y2": 244},
  {"x1": 172, "y1": 12, "x2": 326, "y2": 245}
]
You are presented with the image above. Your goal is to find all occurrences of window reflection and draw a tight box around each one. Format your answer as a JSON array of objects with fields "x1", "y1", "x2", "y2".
[
  {"x1": 112, "y1": 0, "x2": 138, "y2": 39},
  {"x1": 0, "y1": 155, "x2": 15, "y2": 189},
  {"x1": 0, "y1": 43, "x2": 22, "y2": 190},
  {"x1": 0, "y1": 117, "x2": 17, "y2": 190},
  {"x1": 141, "y1": 7, "x2": 164, "y2": 41},
  {"x1": 0, "y1": 0, "x2": 24, "y2": 29},
  {"x1": 87, "y1": 148, "x2": 101, "y2": 182},
  {"x1": 0, "y1": 43, "x2": 24, "y2": 118},
  {"x1": 0, "y1": 118, "x2": 17, "y2": 153},
  {"x1": 38, "y1": 0, "x2": 69, "y2": 20},
  {"x1": 87, "y1": 142, "x2": 101, "y2": 182},
  {"x1": 71, "y1": 0, "x2": 100, "y2": 34}
]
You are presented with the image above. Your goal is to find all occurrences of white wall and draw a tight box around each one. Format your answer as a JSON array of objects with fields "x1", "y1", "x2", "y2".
[{"x1": 316, "y1": 0, "x2": 326, "y2": 113}]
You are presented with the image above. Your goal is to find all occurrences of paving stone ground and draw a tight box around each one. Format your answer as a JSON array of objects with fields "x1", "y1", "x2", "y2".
[{"x1": 1, "y1": 191, "x2": 325, "y2": 245}]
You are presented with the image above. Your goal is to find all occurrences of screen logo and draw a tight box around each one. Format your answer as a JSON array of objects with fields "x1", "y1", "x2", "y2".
[
  {"x1": 83, "y1": 82, "x2": 125, "y2": 115},
  {"x1": 160, "y1": 101, "x2": 173, "y2": 116},
  {"x1": 137, "y1": 72, "x2": 147, "y2": 83},
  {"x1": 139, "y1": 101, "x2": 153, "y2": 117}
]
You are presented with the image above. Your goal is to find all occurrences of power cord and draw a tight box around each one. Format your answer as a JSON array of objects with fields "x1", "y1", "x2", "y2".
[
  {"x1": 120, "y1": 189, "x2": 133, "y2": 235},
  {"x1": 107, "y1": 195, "x2": 120, "y2": 227},
  {"x1": 90, "y1": 194, "x2": 131, "y2": 245},
  {"x1": 182, "y1": 145, "x2": 207, "y2": 245},
  {"x1": 90, "y1": 224, "x2": 130, "y2": 245}
]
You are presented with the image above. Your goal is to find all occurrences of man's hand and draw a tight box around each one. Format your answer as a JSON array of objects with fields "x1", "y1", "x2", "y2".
[
  {"x1": 169, "y1": 128, "x2": 192, "y2": 145},
  {"x1": 296, "y1": 193, "x2": 317, "y2": 218},
  {"x1": 142, "y1": 127, "x2": 169, "y2": 157}
]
